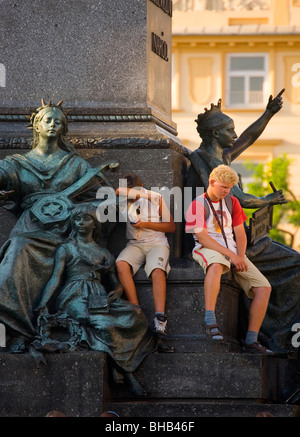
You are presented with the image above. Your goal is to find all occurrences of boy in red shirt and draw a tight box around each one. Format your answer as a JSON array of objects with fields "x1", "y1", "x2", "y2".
[{"x1": 186, "y1": 165, "x2": 273, "y2": 354}]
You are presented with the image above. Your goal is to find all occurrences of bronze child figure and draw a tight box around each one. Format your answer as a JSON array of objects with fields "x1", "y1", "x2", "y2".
[{"x1": 36, "y1": 203, "x2": 157, "y2": 396}]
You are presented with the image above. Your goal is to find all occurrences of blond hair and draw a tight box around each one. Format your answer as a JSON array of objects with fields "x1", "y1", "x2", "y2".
[{"x1": 209, "y1": 165, "x2": 239, "y2": 186}]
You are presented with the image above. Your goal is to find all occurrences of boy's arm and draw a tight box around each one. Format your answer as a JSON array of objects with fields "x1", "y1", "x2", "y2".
[
  {"x1": 133, "y1": 197, "x2": 176, "y2": 233},
  {"x1": 233, "y1": 223, "x2": 247, "y2": 259},
  {"x1": 116, "y1": 187, "x2": 160, "y2": 204}
]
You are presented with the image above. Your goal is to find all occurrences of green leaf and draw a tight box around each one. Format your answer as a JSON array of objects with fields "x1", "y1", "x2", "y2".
[{"x1": 243, "y1": 154, "x2": 299, "y2": 248}]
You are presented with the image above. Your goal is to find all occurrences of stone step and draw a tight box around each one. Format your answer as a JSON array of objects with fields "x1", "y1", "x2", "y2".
[
  {"x1": 0, "y1": 351, "x2": 109, "y2": 417},
  {"x1": 104, "y1": 399, "x2": 296, "y2": 418},
  {"x1": 261, "y1": 355, "x2": 299, "y2": 403},
  {"x1": 0, "y1": 348, "x2": 296, "y2": 417},
  {"x1": 158, "y1": 336, "x2": 241, "y2": 354},
  {"x1": 135, "y1": 258, "x2": 242, "y2": 341},
  {"x1": 109, "y1": 351, "x2": 263, "y2": 400}
]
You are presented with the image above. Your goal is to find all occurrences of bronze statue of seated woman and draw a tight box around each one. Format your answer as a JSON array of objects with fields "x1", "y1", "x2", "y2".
[{"x1": 0, "y1": 100, "x2": 117, "y2": 351}]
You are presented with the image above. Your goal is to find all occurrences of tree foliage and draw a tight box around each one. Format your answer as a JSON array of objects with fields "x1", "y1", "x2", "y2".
[{"x1": 243, "y1": 154, "x2": 300, "y2": 248}]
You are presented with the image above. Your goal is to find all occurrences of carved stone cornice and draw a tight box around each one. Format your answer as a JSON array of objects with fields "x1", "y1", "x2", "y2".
[
  {"x1": 0, "y1": 137, "x2": 33, "y2": 149},
  {"x1": 0, "y1": 114, "x2": 153, "y2": 123},
  {"x1": 0, "y1": 112, "x2": 178, "y2": 137},
  {"x1": 0, "y1": 136, "x2": 191, "y2": 157}
]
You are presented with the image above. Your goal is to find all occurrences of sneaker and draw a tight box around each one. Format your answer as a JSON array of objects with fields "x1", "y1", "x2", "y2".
[
  {"x1": 242, "y1": 341, "x2": 274, "y2": 355},
  {"x1": 153, "y1": 314, "x2": 167, "y2": 336}
]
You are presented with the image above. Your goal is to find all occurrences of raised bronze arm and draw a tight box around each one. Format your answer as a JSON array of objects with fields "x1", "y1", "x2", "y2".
[{"x1": 224, "y1": 89, "x2": 285, "y2": 163}]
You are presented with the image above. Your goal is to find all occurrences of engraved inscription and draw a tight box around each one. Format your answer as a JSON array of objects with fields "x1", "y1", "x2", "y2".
[
  {"x1": 150, "y1": 0, "x2": 173, "y2": 16},
  {"x1": 151, "y1": 32, "x2": 169, "y2": 61},
  {"x1": 249, "y1": 205, "x2": 273, "y2": 245}
]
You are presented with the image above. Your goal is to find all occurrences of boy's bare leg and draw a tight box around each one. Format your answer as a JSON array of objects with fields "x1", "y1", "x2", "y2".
[
  {"x1": 204, "y1": 263, "x2": 223, "y2": 311},
  {"x1": 248, "y1": 286, "x2": 271, "y2": 333},
  {"x1": 151, "y1": 268, "x2": 167, "y2": 313},
  {"x1": 204, "y1": 263, "x2": 224, "y2": 340},
  {"x1": 242, "y1": 286, "x2": 274, "y2": 354},
  {"x1": 245, "y1": 286, "x2": 272, "y2": 350},
  {"x1": 151, "y1": 268, "x2": 168, "y2": 336},
  {"x1": 116, "y1": 260, "x2": 139, "y2": 305}
]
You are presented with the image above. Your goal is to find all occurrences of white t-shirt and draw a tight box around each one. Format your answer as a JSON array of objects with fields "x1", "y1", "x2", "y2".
[{"x1": 120, "y1": 187, "x2": 169, "y2": 247}]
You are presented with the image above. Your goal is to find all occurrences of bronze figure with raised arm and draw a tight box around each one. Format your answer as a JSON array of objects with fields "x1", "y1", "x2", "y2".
[{"x1": 188, "y1": 89, "x2": 287, "y2": 209}]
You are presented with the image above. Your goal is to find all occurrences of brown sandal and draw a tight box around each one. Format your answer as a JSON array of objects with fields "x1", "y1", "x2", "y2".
[
  {"x1": 242, "y1": 341, "x2": 274, "y2": 355},
  {"x1": 204, "y1": 323, "x2": 224, "y2": 341}
]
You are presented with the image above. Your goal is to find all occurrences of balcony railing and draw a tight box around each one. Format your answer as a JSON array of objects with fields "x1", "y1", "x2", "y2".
[
  {"x1": 173, "y1": 0, "x2": 270, "y2": 12},
  {"x1": 228, "y1": 90, "x2": 264, "y2": 106}
]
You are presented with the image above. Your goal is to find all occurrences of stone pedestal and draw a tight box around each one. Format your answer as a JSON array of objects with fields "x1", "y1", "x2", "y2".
[
  {"x1": 0, "y1": 0, "x2": 188, "y2": 256},
  {"x1": 0, "y1": 351, "x2": 110, "y2": 417},
  {"x1": 0, "y1": 0, "x2": 177, "y2": 140}
]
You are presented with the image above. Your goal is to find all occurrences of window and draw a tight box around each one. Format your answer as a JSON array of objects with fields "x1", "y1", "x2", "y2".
[{"x1": 226, "y1": 54, "x2": 269, "y2": 108}]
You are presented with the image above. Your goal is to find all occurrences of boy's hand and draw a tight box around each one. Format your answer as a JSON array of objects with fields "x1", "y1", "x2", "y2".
[{"x1": 230, "y1": 253, "x2": 248, "y2": 272}]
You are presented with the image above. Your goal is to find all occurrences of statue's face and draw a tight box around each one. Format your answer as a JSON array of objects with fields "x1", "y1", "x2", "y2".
[
  {"x1": 214, "y1": 121, "x2": 237, "y2": 149},
  {"x1": 35, "y1": 108, "x2": 64, "y2": 139},
  {"x1": 73, "y1": 213, "x2": 95, "y2": 235}
]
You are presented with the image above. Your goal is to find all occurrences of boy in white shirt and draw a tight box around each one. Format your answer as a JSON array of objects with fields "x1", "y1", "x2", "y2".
[{"x1": 116, "y1": 174, "x2": 175, "y2": 336}]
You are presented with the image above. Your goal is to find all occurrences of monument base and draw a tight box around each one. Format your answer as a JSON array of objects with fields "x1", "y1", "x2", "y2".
[{"x1": 0, "y1": 351, "x2": 110, "y2": 417}]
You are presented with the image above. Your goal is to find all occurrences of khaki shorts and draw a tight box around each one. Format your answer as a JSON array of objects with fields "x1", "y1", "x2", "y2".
[
  {"x1": 116, "y1": 243, "x2": 171, "y2": 278},
  {"x1": 192, "y1": 247, "x2": 271, "y2": 299}
]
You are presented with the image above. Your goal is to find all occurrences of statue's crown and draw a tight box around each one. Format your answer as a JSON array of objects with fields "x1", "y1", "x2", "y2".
[
  {"x1": 195, "y1": 98, "x2": 232, "y2": 131},
  {"x1": 27, "y1": 99, "x2": 68, "y2": 129},
  {"x1": 195, "y1": 99, "x2": 222, "y2": 124}
]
